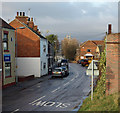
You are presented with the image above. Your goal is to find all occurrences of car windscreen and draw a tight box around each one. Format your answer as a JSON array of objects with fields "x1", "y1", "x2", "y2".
[
  {"x1": 62, "y1": 67, "x2": 66, "y2": 71},
  {"x1": 61, "y1": 60, "x2": 68, "y2": 63},
  {"x1": 53, "y1": 69, "x2": 61, "y2": 72}
]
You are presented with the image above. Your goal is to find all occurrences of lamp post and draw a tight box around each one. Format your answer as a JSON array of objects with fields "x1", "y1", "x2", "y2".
[
  {"x1": 54, "y1": 40, "x2": 57, "y2": 61},
  {"x1": 15, "y1": 27, "x2": 25, "y2": 83}
]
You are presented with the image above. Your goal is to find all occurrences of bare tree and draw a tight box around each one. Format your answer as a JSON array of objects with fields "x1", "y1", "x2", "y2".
[{"x1": 61, "y1": 37, "x2": 79, "y2": 61}]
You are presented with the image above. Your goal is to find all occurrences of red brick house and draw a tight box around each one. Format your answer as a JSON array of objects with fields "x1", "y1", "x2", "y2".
[
  {"x1": 76, "y1": 40, "x2": 104, "y2": 61},
  {"x1": 106, "y1": 33, "x2": 120, "y2": 95},
  {"x1": 9, "y1": 12, "x2": 48, "y2": 79}
]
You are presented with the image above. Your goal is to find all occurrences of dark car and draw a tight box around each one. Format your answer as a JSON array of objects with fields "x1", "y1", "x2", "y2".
[
  {"x1": 61, "y1": 66, "x2": 69, "y2": 76},
  {"x1": 77, "y1": 60, "x2": 81, "y2": 64},
  {"x1": 81, "y1": 59, "x2": 89, "y2": 67},
  {"x1": 79, "y1": 59, "x2": 84, "y2": 64},
  {"x1": 60, "y1": 59, "x2": 69, "y2": 68}
]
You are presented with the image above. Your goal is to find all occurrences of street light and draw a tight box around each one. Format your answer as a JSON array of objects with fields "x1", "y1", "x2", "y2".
[{"x1": 15, "y1": 27, "x2": 25, "y2": 83}]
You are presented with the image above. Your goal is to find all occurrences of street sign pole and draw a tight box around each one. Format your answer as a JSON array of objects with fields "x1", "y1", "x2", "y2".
[{"x1": 91, "y1": 60, "x2": 94, "y2": 100}]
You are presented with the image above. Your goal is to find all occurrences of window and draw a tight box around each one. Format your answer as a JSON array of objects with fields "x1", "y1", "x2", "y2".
[
  {"x1": 3, "y1": 32, "x2": 8, "y2": 51},
  {"x1": 5, "y1": 63, "x2": 11, "y2": 77},
  {"x1": 43, "y1": 45, "x2": 46, "y2": 52},
  {"x1": 87, "y1": 49, "x2": 91, "y2": 52},
  {"x1": 43, "y1": 63, "x2": 46, "y2": 69}
]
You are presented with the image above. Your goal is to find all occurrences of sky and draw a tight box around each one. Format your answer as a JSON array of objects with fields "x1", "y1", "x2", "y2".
[{"x1": 1, "y1": 1, "x2": 119, "y2": 43}]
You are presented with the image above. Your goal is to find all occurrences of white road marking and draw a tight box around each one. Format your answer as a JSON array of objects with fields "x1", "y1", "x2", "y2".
[
  {"x1": 31, "y1": 100, "x2": 70, "y2": 108},
  {"x1": 44, "y1": 101, "x2": 56, "y2": 107},
  {"x1": 29, "y1": 95, "x2": 46, "y2": 104},
  {"x1": 51, "y1": 87, "x2": 60, "y2": 93},
  {"x1": 37, "y1": 86, "x2": 40, "y2": 88},
  {"x1": 76, "y1": 75, "x2": 79, "y2": 78},
  {"x1": 64, "y1": 82, "x2": 70, "y2": 86},
  {"x1": 71, "y1": 78, "x2": 75, "y2": 82},
  {"x1": 11, "y1": 109, "x2": 19, "y2": 113}
]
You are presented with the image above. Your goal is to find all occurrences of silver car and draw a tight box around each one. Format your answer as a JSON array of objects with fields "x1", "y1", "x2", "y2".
[{"x1": 52, "y1": 67, "x2": 65, "y2": 77}]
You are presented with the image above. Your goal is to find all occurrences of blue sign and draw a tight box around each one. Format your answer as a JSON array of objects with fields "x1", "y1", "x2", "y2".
[{"x1": 4, "y1": 54, "x2": 11, "y2": 62}]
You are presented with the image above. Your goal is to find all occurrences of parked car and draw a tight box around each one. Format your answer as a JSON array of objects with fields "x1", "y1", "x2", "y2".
[
  {"x1": 61, "y1": 66, "x2": 69, "y2": 76},
  {"x1": 77, "y1": 60, "x2": 81, "y2": 64},
  {"x1": 61, "y1": 59, "x2": 69, "y2": 68},
  {"x1": 88, "y1": 58, "x2": 92, "y2": 64},
  {"x1": 79, "y1": 59, "x2": 84, "y2": 64},
  {"x1": 81, "y1": 59, "x2": 89, "y2": 67},
  {"x1": 52, "y1": 67, "x2": 65, "y2": 77}
]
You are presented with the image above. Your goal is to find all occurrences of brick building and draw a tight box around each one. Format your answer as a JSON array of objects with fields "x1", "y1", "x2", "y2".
[
  {"x1": 75, "y1": 40, "x2": 104, "y2": 61},
  {"x1": 9, "y1": 12, "x2": 48, "y2": 79},
  {"x1": 1, "y1": 18, "x2": 16, "y2": 88},
  {"x1": 106, "y1": 33, "x2": 120, "y2": 95}
]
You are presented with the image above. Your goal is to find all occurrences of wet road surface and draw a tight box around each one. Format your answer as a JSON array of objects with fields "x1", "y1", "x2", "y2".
[{"x1": 3, "y1": 63, "x2": 91, "y2": 112}]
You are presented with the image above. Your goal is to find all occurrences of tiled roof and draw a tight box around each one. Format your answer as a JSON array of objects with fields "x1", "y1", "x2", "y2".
[
  {"x1": 0, "y1": 18, "x2": 15, "y2": 30},
  {"x1": 92, "y1": 40, "x2": 104, "y2": 45},
  {"x1": 22, "y1": 23, "x2": 46, "y2": 40}
]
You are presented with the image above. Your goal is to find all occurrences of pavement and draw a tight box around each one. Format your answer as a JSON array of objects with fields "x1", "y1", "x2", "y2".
[{"x1": 3, "y1": 74, "x2": 52, "y2": 97}]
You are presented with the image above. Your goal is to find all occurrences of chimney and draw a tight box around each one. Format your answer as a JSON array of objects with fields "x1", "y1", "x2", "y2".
[
  {"x1": 31, "y1": 17, "x2": 33, "y2": 21},
  {"x1": 16, "y1": 11, "x2": 28, "y2": 24},
  {"x1": 38, "y1": 31, "x2": 41, "y2": 35},
  {"x1": 28, "y1": 18, "x2": 30, "y2": 21},
  {"x1": 23, "y1": 12, "x2": 25, "y2": 16},
  {"x1": 33, "y1": 25, "x2": 37, "y2": 32},
  {"x1": 108, "y1": 24, "x2": 112, "y2": 34},
  {"x1": 28, "y1": 17, "x2": 34, "y2": 29},
  {"x1": 17, "y1": 12, "x2": 19, "y2": 16},
  {"x1": 20, "y1": 12, "x2": 22, "y2": 16}
]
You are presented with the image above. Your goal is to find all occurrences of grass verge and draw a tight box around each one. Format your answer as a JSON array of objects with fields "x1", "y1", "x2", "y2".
[{"x1": 79, "y1": 92, "x2": 119, "y2": 111}]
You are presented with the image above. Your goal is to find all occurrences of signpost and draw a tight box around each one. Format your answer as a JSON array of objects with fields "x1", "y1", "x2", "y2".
[
  {"x1": 86, "y1": 60, "x2": 99, "y2": 100},
  {"x1": 91, "y1": 60, "x2": 94, "y2": 100}
]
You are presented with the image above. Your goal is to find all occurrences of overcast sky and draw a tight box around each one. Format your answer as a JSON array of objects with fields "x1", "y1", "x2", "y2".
[{"x1": 1, "y1": 1, "x2": 118, "y2": 42}]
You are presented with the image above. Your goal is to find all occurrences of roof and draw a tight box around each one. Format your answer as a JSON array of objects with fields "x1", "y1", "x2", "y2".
[
  {"x1": 80, "y1": 40, "x2": 104, "y2": 48},
  {"x1": 80, "y1": 40, "x2": 97, "y2": 48},
  {"x1": 22, "y1": 23, "x2": 46, "y2": 40},
  {"x1": 0, "y1": 18, "x2": 15, "y2": 30},
  {"x1": 92, "y1": 40, "x2": 104, "y2": 46},
  {"x1": 11, "y1": 18, "x2": 46, "y2": 40}
]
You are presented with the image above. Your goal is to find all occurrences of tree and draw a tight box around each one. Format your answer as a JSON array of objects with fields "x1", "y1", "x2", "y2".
[
  {"x1": 46, "y1": 34, "x2": 59, "y2": 53},
  {"x1": 61, "y1": 37, "x2": 79, "y2": 61}
]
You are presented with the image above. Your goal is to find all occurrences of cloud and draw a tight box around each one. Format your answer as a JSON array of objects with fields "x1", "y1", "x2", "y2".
[
  {"x1": 81, "y1": 9, "x2": 87, "y2": 14},
  {"x1": 1, "y1": 2, "x2": 118, "y2": 42}
]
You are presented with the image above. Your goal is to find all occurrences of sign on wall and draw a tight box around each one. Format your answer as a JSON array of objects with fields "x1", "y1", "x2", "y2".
[{"x1": 4, "y1": 54, "x2": 11, "y2": 62}]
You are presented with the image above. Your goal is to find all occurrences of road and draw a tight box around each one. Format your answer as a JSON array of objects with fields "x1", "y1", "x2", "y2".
[{"x1": 3, "y1": 63, "x2": 91, "y2": 112}]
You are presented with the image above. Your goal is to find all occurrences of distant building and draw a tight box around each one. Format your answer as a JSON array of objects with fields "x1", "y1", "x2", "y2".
[
  {"x1": 1, "y1": 18, "x2": 16, "y2": 88},
  {"x1": 75, "y1": 40, "x2": 104, "y2": 61},
  {"x1": 9, "y1": 12, "x2": 48, "y2": 79}
]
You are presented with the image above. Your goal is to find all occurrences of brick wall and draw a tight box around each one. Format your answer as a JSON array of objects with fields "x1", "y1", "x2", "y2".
[
  {"x1": 10, "y1": 19, "x2": 40, "y2": 57},
  {"x1": 106, "y1": 33, "x2": 120, "y2": 95},
  {"x1": 80, "y1": 40, "x2": 97, "y2": 58}
]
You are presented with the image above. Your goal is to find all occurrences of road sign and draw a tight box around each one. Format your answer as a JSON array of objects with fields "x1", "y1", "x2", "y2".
[
  {"x1": 4, "y1": 54, "x2": 11, "y2": 62},
  {"x1": 86, "y1": 60, "x2": 99, "y2": 100},
  {"x1": 86, "y1": 60, "x2": 99, "y2": 76}
]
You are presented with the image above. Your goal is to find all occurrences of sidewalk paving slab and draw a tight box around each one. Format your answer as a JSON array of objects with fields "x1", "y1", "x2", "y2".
[{"x1": 3, "y1": 74, "x2": 51, "y2": 97}]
